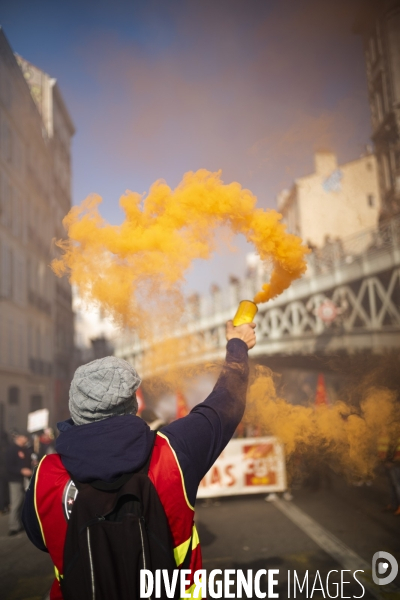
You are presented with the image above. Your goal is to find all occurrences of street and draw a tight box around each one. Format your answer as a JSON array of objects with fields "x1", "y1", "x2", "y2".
[
  {"x1": 0, "y1": 512, "x2": 53, "y2": 600},
  {"x1": 0, "y1": 474, "x2": 399, "y2": 599},
  {"x1": 1, "y1": 1, "x2": 400, "y2": 599},
  {"x1": 195, "y1": 474, "x2": 400, "y2": 600}
]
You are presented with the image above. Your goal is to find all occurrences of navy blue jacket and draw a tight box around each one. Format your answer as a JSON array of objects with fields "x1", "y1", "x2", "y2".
[
  {"x1": 7, "y1": 443, "x2": 31, "y2": 483},
  {"x1": 22, "y1": 338, "x2": 249, "y2": 552}
]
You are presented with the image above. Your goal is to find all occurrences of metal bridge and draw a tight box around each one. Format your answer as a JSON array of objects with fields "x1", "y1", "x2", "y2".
[{"x1": 115, "y1": 217, "x2": 400, "y2": 377}]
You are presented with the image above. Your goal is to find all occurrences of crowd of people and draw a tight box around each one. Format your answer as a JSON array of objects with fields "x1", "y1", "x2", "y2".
[
  {"x1": 1, "y1": 423, "x2": 400, "y2": 544},
  {"x1": 0, "y1": 428, "x2": 55, "y2": 535},
  {"x1": 378, "y1": 433, "x2": 400, "y2": 516}
]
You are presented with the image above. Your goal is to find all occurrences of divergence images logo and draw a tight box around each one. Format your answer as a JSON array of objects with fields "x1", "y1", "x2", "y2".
[{"x1": 372, "y1": 551, "x2": 398, "y2": 586}]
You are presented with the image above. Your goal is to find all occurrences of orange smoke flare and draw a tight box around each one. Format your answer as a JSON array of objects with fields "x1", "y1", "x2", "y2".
[
  {"x1": 52, "y1": 170, "x2": 309, "y2": 327},
  {"x1": 245, "y1": 366, "x2": 400, "y2": 479}
]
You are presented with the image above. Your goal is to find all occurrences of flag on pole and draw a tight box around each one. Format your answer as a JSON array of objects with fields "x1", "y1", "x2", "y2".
[
  {"x1": 315, "y1": 373, "x2": 329, "y2": 407},
  {"x1": 176, "y1": 390, "x2": 189, "y2": 419}
]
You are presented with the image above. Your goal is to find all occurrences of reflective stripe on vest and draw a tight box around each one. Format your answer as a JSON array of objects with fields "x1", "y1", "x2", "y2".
[
  {"x1": 377, "y1": 435, "x2": 390, "y2": 460},
  {"x1": 394, "y1": 438, "x2": 400, "y2": 461},
  {"x1": 35, "y1": 455, "x2": 70, "y2": 574},
  {"x1": 35, "y1": 431, "x2": 202, "y2": 599},
  {"x1": 378, "y1": 436, "x2": 400, "y2": 461},
  {"x1": 144, "y1": 432, "x2": 202, "y2": 591}
]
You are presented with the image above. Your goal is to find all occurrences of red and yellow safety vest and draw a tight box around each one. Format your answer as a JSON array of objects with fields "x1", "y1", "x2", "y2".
[
  {"x1": 377, "y1": 435, "x2": 400, "y2": 462},
  {"x1": 378, "y1": 435, "x2": 390, "y2": 461},
  {"x1": 34, "y1": 431, "x2": 202, "y2": 599}
]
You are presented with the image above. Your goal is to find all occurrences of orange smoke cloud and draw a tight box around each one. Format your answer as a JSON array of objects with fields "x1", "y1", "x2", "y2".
[
  {"x1": 245, "y1": 366, "x2": 400, "y2": 479},
  {"x1": 52, "y1": 170, "x2": 309, "y2": 327}
]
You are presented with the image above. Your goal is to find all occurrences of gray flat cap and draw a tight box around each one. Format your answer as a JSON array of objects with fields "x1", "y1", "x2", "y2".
[{"x1": 69, "y1": 356, "x2": 141, "y2": 425}]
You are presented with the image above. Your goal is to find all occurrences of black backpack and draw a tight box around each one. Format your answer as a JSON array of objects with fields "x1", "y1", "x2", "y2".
[{"x1": 61, "y1": 435, "x2": 178, "y2": 600}]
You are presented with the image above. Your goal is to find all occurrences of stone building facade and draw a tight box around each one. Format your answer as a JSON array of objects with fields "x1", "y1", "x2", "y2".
[
  {"x1": 355, "y1": 0, "x2": 400, "y2": 220},
  {"x1": 277, "y1": 151, "x2": 381, "y2": 247},
  {"x1": 0, "y1": 28, "x2": 74, "y2": 433}
]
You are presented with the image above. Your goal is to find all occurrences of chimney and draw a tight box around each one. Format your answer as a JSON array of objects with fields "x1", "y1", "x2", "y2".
[{"x1": 314, "y1": 151, "x2": 337, "y2": 177}]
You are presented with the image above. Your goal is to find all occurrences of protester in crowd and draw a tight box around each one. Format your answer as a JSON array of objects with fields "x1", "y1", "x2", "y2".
[
  {"x1": 6, "y1": 430, "x2": 32, "y2": 535},
  {"x1": 22, "y1": 319, "x2": 256, "y2": 599},
  {"x1": 31, "y1": 428, "x2": 57, "y2": 467},
  {"x1": 0, "y1": 431, "x2": 10, "y2": 513},
  {"x1": 378, "y1": 431, "x2": 400, "y2": 515}
]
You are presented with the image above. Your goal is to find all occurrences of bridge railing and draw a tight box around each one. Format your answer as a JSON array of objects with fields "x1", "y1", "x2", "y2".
[
  {"x1": 115, "y1": 216, "x2": 400, "y2": 372},
  {"x1": 306, "y1": 215, "x2": 400, "y2": 277},
  {"x1": 182, "y1": 216, "x2": 400, "y2": 322}
]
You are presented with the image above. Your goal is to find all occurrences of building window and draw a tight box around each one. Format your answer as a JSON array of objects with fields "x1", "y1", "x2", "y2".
[
  {"x1": 369, "y1": 36, "x2": 377, "y2": 64},
  {"x1": 8, "y1": 387, "x2": 20, "y2": 405},
  {"x1": 0, "y1": 403, "x2": 4, "y2": 439},
  {"x1": 30, "y1": 395, "x2": 43, "y2": 412},
  {"x1": 376, "y1": 22, "x2": 383, "y2": 56},
  {"x1": 1, "y1": 177, "x2": 12, "y2": 228},
  {"x1": 382, "y1": 154, "x2": 392, "y2": 191},
  {"x1": 367, "y1": 194, "x2": 375, "y2": 207},
  {"x1": 1, "y1": 244, "x2": 13, "y2": 299},
  {"x1": 375, "y1": 91, "x2": 384, "y2": 123},
  {"x1": 8, "y1": 386, "x2": 19, "y2": 430},
  {"x1": 19, "y1": 324, "x2": 24, "y2": 369},
  {"x1": 2, "y1": 120, "x2": 13, "y2": 164},
  {"x1": 8, "y1": 318, "x2": 14, "y2": 367},
  {"x1": 36, "y1": 327, "x2": 41, "y2": 358}
]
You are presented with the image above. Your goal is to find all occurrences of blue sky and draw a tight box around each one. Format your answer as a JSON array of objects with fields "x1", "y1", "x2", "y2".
[{"x1": 1, "y1": 0, "x2": 371, "y2": 294}]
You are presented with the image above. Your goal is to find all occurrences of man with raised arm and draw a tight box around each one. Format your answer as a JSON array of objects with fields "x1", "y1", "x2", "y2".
[{"x1": 22, "y1": 319, "x2": 256, "y2": 600}]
